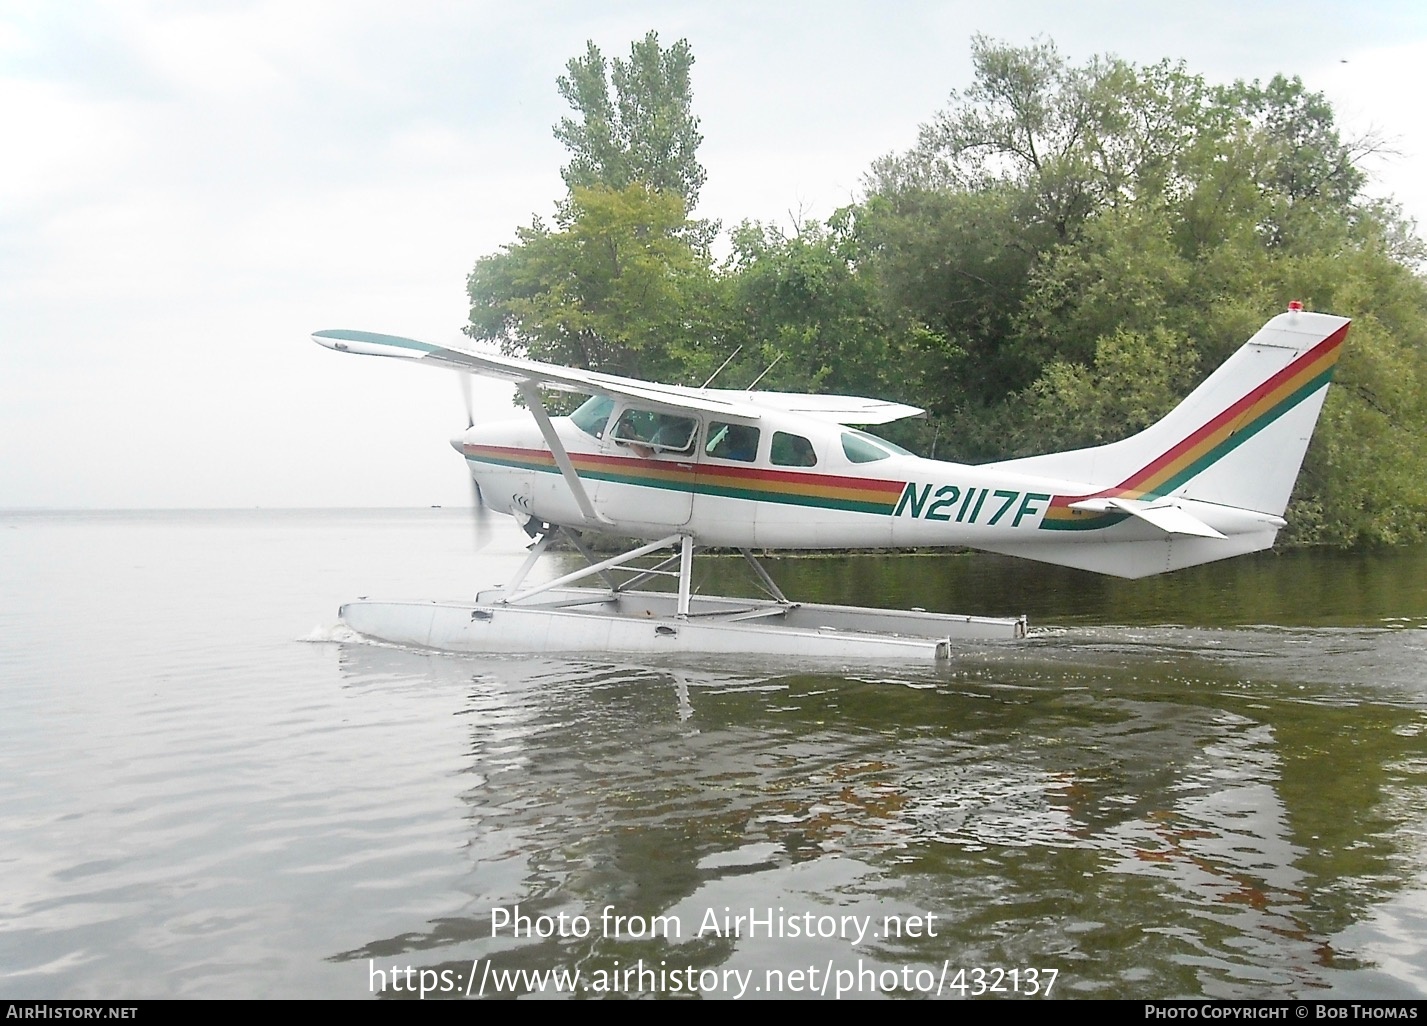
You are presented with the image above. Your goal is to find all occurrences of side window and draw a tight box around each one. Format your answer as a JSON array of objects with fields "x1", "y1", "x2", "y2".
[
  {"x1": 612, "y1": 408, "x2": 696, "y2": 455},
  {"x1": 770, "y1": 432, "x2": 818, "y2": 467},
  {"x1": 612, "y1": 408, "x2": 654, "y2": 446},
  {"x1": 841, "y1": 431, "x2": 892, "y2": 464},
  {"x1": 649, "y1": 413, "x2": 696, "y2": 454},
  {"x1": 705, "y1": 421, "x2": 760, "y2": 462},
  {"x1": 570, "y1": 395, "x2": 615, "y2": 439}
]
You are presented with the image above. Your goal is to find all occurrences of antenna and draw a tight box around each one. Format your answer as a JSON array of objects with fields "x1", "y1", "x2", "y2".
[
  {"x1": 699, "y1": 345, "x2": 743, "y2": 389},
  {"x1": 745, "y1": 353, "x2": 783, "y2": 392}
]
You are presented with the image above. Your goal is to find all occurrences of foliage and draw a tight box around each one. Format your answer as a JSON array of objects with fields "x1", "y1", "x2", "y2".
[
  {"x1": 1015, "y1": 325, "x2": 1202, "y2": 453},
  {"x1": 857, "y1": 37, "x2": 1427, "y2": 542},
  {"x1": 465, "y1": 184, "x2": 716, "y2": 389},
  {"x1": 555, "y1": 31, "x2": 707, "y2": 209}
]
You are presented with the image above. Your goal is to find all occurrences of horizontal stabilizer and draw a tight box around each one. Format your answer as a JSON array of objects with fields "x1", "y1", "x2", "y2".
[{"x1": 1069, "y1": 498, "x2": 1226, "y2": 539}]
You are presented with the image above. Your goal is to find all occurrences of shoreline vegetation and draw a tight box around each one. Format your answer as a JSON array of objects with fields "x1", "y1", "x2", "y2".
[{"x1": 465, "y1": 33, "x2": 1427, "y2": 550}]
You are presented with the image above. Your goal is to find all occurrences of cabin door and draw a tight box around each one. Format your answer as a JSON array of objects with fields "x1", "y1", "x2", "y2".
[{"x1": 592, "y1": 404, "x2": 697, "y2": 527}]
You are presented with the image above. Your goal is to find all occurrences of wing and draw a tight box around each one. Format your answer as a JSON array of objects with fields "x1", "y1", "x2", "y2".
[
  {"x1": 312, "y1": 329, "x2": 745, "y2": 416},
  {"x1": 312, "y1": 329, "x2": 924, "y2": 425},
  {"x1": 718, "y1": 390, "x2": 925, "y2": 426}
]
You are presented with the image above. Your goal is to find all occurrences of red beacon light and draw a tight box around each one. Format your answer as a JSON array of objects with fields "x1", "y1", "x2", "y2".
[{"x1": 1288, "y1": 300, "x2": 1304, "y2": 312}]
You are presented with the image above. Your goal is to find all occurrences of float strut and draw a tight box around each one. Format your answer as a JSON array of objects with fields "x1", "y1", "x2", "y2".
[{"x1": 677, "y1": 534, "x2": 694, "y2": 618}]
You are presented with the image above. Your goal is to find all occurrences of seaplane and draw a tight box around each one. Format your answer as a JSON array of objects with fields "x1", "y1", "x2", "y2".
[{"x1": 313, "y1": 304, "x2": 1349, "y2": 662}]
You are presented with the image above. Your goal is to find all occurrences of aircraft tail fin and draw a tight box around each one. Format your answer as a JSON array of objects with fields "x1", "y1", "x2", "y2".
[
  {"x1": 991, "y1": 308, "x2": 1349, "y2": 517},
  {"x1": 981, "y1": 308, "x2": 1349, "y2": 577}
]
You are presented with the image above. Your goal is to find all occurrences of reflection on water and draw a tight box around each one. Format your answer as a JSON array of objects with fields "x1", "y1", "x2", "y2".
[
  {"x1": 330, "y1": 627, "x2": 1427, "y2": 999},
  {"x1": 2, "y1": 510, "x2": 1425, "y2": 998}
]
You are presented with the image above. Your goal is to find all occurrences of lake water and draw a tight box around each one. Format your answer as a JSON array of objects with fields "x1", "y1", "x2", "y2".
[{"x1": 2, "y1": 508, "x2": 1425, "y2": 999}]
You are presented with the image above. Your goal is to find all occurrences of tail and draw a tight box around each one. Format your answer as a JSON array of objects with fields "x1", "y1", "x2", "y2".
[{"x1": 984, "y1": 307, "x2": 1350, "y2": 577}]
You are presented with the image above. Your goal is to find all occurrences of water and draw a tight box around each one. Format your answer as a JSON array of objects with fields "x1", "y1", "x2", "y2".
[{"x1": 1, "y1": 508, "x2": 1424, "y2": 999}]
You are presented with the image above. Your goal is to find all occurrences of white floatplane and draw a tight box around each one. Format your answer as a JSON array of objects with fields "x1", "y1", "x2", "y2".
[{"x1": 314, "y1": 305, "x2": 1349, "y2": 661}]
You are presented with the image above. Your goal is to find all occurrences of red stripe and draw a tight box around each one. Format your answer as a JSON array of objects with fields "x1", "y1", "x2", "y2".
[{"x1": 464, "y1": 444, "x2": 904, "y2": 498}]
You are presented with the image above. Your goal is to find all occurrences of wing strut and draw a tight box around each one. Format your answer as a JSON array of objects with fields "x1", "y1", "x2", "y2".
[
  {"x1": 517, "y1": 382, "x2": 611, "y2": 527},
  {"x1": 740, "y1": 548, "x2": 790, "y2": 604}
]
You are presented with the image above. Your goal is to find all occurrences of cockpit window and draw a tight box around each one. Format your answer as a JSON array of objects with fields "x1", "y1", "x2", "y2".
[
  {"x1": 840, "y1": 429, "x2": 909, "y2": 463},
  {"x1": 770, "y1": 432, "x2": 817, "y2": 467},
  {"x1": 571, "y1": 395, "x2": 615, "y2": 438},
  {"x1": 706, "y1": 421, "x2": 760, "y2": 462},
  {"x1": 612, "y1": 408, "x2": 697, "y2": 455}
]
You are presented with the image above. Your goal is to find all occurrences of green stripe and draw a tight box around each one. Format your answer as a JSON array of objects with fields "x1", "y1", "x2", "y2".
[
  {"x1": 695, "y1": 481, "x2": 895, "y2": 513},
  {"x1": 466, "y1": 455, "x2": 896, "y2": 515},
  {"x1": 1039, "y1": 512, "x2": 1131, "y2": 532}
]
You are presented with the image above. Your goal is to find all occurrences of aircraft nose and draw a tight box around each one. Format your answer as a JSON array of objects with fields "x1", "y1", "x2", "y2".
[
  {"x1": 454, "y1": 418, "x2": 530, "y2": 452},
  {"x1": 450, "y1": 422, "x2": 485, "y2": 454}
]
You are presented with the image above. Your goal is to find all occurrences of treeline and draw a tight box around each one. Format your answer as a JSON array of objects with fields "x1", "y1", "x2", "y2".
[{"x1": 466, "y1": 33, "x2": 1427, "y2": 546}]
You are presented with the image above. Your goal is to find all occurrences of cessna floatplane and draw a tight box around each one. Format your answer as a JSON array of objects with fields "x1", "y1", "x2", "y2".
[{"x1": 314, "y1": 305, "x2": 1349, "y2": 661}]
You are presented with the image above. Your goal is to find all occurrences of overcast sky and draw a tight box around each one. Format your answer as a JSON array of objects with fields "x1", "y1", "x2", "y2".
[{"x1": 3, "y1": 0, "x2": 1425, "y2": 508}]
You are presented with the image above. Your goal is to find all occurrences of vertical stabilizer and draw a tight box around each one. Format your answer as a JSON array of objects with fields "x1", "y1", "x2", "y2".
[{"x1": 990, "y1": 309, "x2": 1350, "y2": 517}]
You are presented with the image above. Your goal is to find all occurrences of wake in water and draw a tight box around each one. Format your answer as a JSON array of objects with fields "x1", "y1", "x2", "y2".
[
  {"x1": 298, "y1": 622, "x2": 364, "y2": 644},
  {"x1": 1022, "y1": 624, "x2": 1427, "y2": 701}
]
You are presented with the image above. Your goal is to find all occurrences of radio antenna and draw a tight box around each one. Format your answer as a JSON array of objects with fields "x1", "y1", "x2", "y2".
[
  {"x1": 745, "y1": 353, "x2": 783, "y2": 392},
  {"x1": 699, "y1": 346, "x2": 742, "y2": 389}
]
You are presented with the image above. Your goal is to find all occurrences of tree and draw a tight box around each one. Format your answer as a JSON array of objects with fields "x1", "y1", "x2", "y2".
[
  {"x1": 719, "y1": 216, "x2": 936, "y2": 403},
  {"x1": 555, "y1": 31, "x2": 707, "y2": 209},
  {"x1": 857, "y1": 35, "x2": 1427, "y2": 543},
  {"x1": 867, "y1": 36, "x2": 1216, "y2": 242},
  {"x1": 1218, "y1": 74, "x2": 1370, "y2": 250},
  {"x1": 466, "y1": 184, "x2": 717, "y2": 388},
  {"x1": 1014, "y1": 325, "x2": 1202, "y2": 454},
  {"x1": 467, "y1": 33, "x2": 718, "y2": 388}
]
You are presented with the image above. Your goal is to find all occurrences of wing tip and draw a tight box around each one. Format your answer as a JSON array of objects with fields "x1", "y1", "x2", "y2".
[{"x1": 310, "y1": 329, "x2": 436, "y2": 358}]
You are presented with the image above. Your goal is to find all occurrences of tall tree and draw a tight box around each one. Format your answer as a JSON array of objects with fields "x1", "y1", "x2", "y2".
[
  {"x1": 468, "y1": 34, "x2": 717, "y2": 388},
  {"x1": 466, "y1": 184, "x2": 716, "y2": 387},
  {"x1": 867, "y1": 36, "x2": 1214, "y2": 242},
  {"x1": 555, "y1": 31, "x2": 707, "y2": 209}
]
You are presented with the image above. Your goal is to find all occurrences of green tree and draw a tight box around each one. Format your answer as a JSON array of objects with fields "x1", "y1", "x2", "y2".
[
  {"x1": 859, "y1": 35, "x2": 1427, "y2": 544},
  {"x1": 868, "y1": 36, "x2": 1216, "y2": 242},
  {"x1": 1218, "y1": 74, "x2": 1371, "y2": 250},
  {"x1": 555, "y1": 31, "x2": 707, "y2": 209},
  {"x1": 465, "y1": 184, "x2": 717, "y2": 388},
  {"x1": 717, "y1": 216, "x2": 940, "y2": 425},
  {"x1": 852, "y1": 185, "x2": 1042, "y2": 410},
  {"x1": 1014, "y1": 324, "x2": 1202, "y2": 454},
  {"x1": 467, "y1": 33, "x2": 719, "y2": 389}
]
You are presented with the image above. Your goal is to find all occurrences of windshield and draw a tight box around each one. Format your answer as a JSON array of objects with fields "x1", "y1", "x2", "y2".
[{"x1": 570, "y1": 395, "x2": 615, "y2": 438}]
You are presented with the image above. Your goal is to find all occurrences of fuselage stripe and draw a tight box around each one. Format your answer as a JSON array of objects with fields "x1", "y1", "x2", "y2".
[{"x1": 463, "y1": 444, "x2": 905, "y2": 514}]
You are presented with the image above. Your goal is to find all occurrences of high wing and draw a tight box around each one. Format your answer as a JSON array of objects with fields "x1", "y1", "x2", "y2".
[
  {"x1": 311, "y1": 329, "x2": 924, "y2": 426},
  {"x1": 708, "y1": 390, "x2": 923, "y2": 426}
]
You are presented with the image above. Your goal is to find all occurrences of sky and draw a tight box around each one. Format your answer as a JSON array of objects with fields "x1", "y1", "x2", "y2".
[{"x1": 3, "y1": 0, "x2": 1425, "y2": 508}]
